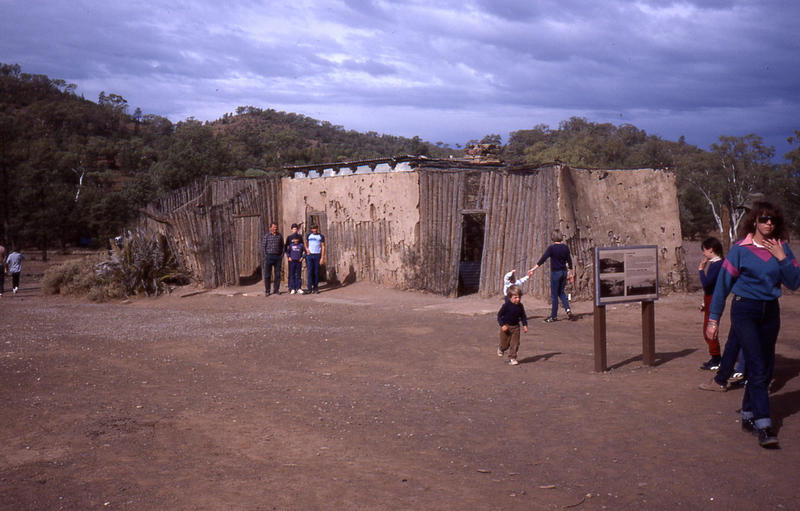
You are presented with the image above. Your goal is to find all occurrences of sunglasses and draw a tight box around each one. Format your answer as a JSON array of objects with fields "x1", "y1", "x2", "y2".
[{"x1": 757, "y1": 215, "x2": 777, "y2": 224}]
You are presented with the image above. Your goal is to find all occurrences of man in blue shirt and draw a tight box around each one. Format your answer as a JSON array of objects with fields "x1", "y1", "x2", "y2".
[{"x1": 304, "y1": 225, "x2": 326, "y2": 294}]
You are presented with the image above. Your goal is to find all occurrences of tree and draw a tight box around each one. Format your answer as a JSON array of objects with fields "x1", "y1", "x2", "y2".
[
  {"x1": 681, "y1": 135, "x2": 776, "y2": 246},
  {"x1": 777, "y1": 130, "x2": 800, "y2": 235}
]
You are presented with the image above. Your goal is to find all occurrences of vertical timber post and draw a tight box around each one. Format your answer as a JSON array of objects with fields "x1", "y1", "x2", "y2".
[
  {"x1": 593, "y1": 303, "x2": 607, "y2": 372},
  {"x1": 642, "y1": 300, "x2": 655, "y2": 366}
]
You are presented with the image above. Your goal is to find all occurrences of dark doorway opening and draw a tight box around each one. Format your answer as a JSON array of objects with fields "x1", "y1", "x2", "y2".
[{"x1": 458, "y1": 213, "x2": 485, "y2": 296}]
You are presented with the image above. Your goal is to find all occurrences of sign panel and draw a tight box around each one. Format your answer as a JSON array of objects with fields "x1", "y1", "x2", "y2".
[{"x1": 594, "y1": 245, "x2": 659, "y2": 306}]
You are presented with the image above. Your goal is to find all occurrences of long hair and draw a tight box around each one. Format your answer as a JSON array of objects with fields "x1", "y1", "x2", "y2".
[{"x1": 738, "y1": 201, "x2": 787, "y2": 240}]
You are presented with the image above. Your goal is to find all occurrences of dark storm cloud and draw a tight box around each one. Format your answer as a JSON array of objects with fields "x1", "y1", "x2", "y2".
[{"x1": 1, "y1": 0, "x2": 798, "y2": 155}]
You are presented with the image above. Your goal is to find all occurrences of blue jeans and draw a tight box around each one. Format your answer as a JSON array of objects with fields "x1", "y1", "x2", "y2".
[
  {"x1": 263, "y1": 254, "x2": 282, "y2": 293},
  {"x1": 730, "y1": 296, "x2": 780, "y2": 428},
  {"x1": 288, "y1": 260, "x2": 303, "y2": 291},
  {"x1": 306, "y1": 253, "x2": 321, "y2": 291},
  {"x1": 715, "y1": 332, "x2": 746, "y2": 384},
  {"x1": 549, "y1": 270, "x2": 570, "y2": 318}
]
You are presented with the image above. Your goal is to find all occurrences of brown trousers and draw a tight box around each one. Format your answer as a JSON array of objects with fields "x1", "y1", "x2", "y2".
[{"x1": 499, "y1": 324, "x2": 521, "y2": 360}]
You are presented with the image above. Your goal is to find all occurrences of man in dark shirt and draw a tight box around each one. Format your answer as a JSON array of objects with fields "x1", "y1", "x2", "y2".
[{"x1": 262, "y1": 222, "x2": 284, "y2": 296}]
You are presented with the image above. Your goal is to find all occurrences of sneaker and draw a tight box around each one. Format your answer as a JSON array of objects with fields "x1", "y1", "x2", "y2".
[
  {"x1": 297, "y1": 289, "x2": 305, "y2": 295},
  {"x1": 741, "y1": 417, "x2": 757, "y2": 435},
  {"x1": 305, "y1": 289, "x2": 312, "y2": 295},
  {"x1": 544, "y1": 317, "x2": 556, "y2": 323},
  {"x1": 13, "y1": 287, "x2": 18, "y2": 294},
  {"x1": 497, "y1": 348, "x2": 504, "y2": 357},
  {"x1": 698, "y1": 378, "x2": 727, "y2": 392},
  {"x1": 757, "y1": 427, "x2": 779, "y2": 449},
  {"x1": 566, "y1": 309, "x2": 573, "y2": 319},
  {"x1": 728, "y1": 372, "x2": 745, "y2": 384},
  {"x1": 290, "y1": 290, "x2": 296, "y2": 295},
  {"x1": 508, "y1": 359, "x2": 519, "y2": 366},
  {"x1": 699, "y1": 357, "x2": 721, "y2": 371}
]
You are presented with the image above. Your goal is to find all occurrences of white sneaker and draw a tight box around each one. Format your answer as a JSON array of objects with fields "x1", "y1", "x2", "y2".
[
  {"x1": 497, "y1": 348, "x2": 503, "y2": 357},
  {"x1": 297, "y1": 289, "x2": 305, "y2": 294},
  {"x1": 290, "y1": 289, "x2": 296, "y2": 294},
  {"x1": 508, "y1": 359, "x2": 519, "y2": 366},
  {"x1": 13, "y1": 287, "x2": 18, "y2": 294}
]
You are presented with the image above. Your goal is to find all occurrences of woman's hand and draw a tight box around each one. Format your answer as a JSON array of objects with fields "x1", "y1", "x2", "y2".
[
  {"x1": 706, "y1": 319, "x2": 718, "y2": 340},
  {"x1": 763, "y1": 238, "x2": 786, "y2": 262}
]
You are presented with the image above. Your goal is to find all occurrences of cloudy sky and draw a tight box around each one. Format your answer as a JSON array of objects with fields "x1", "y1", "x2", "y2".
[{"x1": 2, "y1": 0, "x2": 799, "y2": 158}]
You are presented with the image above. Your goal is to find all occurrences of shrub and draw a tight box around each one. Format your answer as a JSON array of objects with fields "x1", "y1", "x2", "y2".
[{"x1": 42, "y1": 233, "x2": 191, "y2": 301}]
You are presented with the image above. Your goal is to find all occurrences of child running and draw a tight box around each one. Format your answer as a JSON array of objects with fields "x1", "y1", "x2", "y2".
[{"x1": 496, "y1": 285, "x2": 528, "y2": 365}]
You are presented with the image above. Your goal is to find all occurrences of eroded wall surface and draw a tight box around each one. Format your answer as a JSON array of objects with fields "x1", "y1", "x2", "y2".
[
  {"x1": 558, "y1": 167, "x2": 687, "y2": 295},
  {"x1": 281, "y1": 171, "x2": 421, "y2": 288}
]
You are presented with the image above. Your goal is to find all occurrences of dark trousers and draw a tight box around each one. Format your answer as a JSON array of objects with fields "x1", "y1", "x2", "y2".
[
  {"x1": 499, "y1": 324, "x2": 521, "y2": 360},
  {"x1": 0, "y1": 270, "x2": 4, "y2": 293},
  {"x1": 714, "y1": 331, "x2": 746, "y2": 384},
  {"x1": 306, "y1": 253, "x2": 321, "y2": 291},
  {"x1": 263, "y1": 254, "x2": 282, "y2": 293},
  {"x1": 288, "y1": 260, "x2": 303, "y2": 291},
  {"x1": 11, "y1": 272, "x2": 20, "y2": 290},
  {"x1": 730, "y1": 296, "x2": 780, "y2": 428},
  {"x1": 549, "y1": 270, "x2": 570, "y2": 318}
]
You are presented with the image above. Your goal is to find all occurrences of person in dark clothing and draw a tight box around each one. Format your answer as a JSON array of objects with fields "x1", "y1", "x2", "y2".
[
  {"x1": 285, "y1": 234, "x2": 306, "y2": 294},
  {"x1": 261, "y1": 222, "x2": 284, "y2": 296},
  {"x1": 532, "y1": 230, "x2": 574, "y2": 322},
  {"x1": 285, "y1": 223, "x2": 303, "y2": 246},
  {"x1": 698, "y1": 237, "x2": 724, "y2": 370},
  {"x1": 0, "y1": 242, "x2": 6, "y2": 296},
  {"x1": 496, "y1": 285, "x2": 528, "y2": 366}
]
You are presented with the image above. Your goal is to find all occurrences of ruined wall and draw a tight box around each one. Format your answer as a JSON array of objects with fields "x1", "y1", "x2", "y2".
[
  {"x1": 557, "y1": 166, "x2": 687, "y2": 296},
  {"x1": 417, "y1": 166, "x2": 560, "y2": 298},
  {"x1": 281, "y1": 171, "x2": 421, "y2": 288},
  {"x1": 138, "y1": 177, "x2": 280, "y2": 288}
]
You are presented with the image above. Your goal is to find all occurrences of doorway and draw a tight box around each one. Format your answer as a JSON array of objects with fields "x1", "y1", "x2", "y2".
[{"x1": 458, "y1": 212, "x2": 485, "y2": 295}]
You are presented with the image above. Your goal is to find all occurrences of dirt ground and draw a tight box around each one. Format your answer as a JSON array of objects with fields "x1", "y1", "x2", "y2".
[{"x1": 2, "y1": 253, "x2": 800, "y2": 510}]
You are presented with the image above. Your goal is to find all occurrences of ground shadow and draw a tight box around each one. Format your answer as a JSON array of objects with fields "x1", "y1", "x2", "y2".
[
  {"x1": 519, "y1": 352, "x2": 562, "y2": 364},
  {"x1": 771, "y1": 389, "x2": 800, "y2": 433},
  {"x1": 607, "y1": 348, "x2": 698, "y2": 370},
  {"x1": 239, "y1": 269, "x2": 262, "y2": 286},
  {"x1": 771, "y1": 354, "x2": 800, "y2": 394}
]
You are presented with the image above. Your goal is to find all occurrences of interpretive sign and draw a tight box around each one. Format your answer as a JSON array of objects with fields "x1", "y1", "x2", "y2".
[{"x1": 594, "y1": 245, "x2": 659, "y2": 306}]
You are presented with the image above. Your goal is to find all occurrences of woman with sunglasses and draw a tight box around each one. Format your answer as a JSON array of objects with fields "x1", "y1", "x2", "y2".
[{"x1": 706, "y1": 201, "x2": 800, "y2": 448}]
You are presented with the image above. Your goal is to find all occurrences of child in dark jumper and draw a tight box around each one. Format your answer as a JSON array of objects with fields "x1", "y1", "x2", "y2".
[{"x1": 497, "y1": 285, "x2": 528, "y2": 365}]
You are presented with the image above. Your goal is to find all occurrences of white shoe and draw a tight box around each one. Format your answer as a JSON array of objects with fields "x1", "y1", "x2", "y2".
[
  {"x1": 508, "y1": 359, "x2": 519, "y2": 366},
  {"x1": 297, "y1": 289, "x2": 305, "y2": 294},
  {"x1": 13, "y1": 287, "x2": 18, "y2": 294},
  {"x1": 290, "y1": 289, "x2": 296, "y2": 294},
  {"x1": 497, "y1": 348, "x2": 503, "y2": 357}
]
